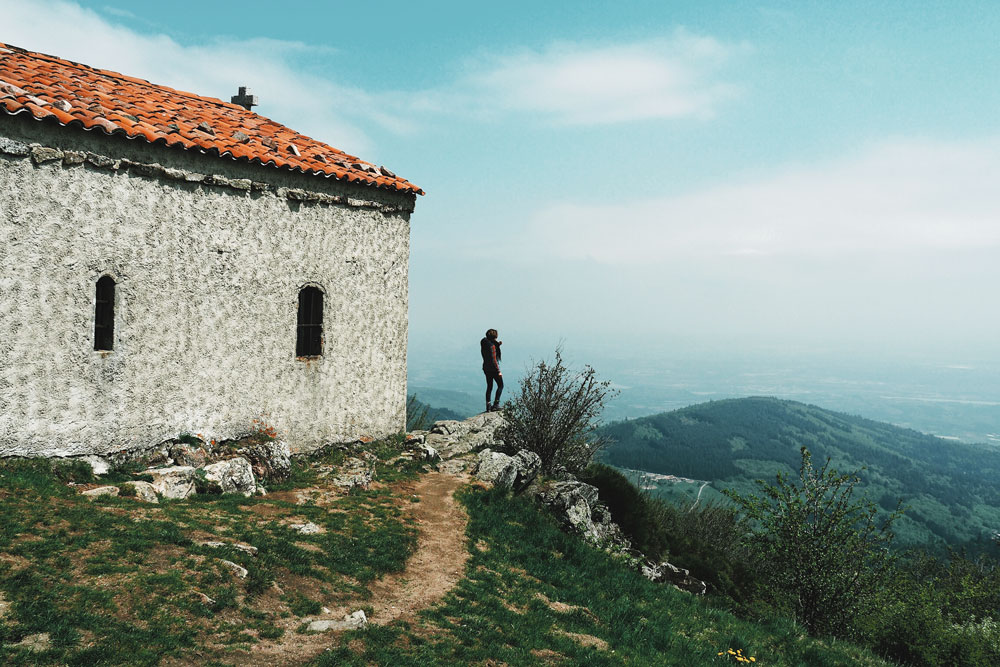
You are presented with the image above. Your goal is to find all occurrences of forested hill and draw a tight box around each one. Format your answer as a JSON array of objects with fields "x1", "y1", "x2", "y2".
[{"x1": 599, "y1": 397, "x2": 1000, "y2": 547}]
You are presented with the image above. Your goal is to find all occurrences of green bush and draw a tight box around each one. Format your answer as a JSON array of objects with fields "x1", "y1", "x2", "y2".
[
  {"x1": 497, "y1": 348, "x2": 617, "y2": 475},
  {"x1": 725, "y1": 447, "x2": 901, "y2": 638}
]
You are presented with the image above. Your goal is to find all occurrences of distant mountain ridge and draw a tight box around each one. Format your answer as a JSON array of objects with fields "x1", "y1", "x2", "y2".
[{"x1": 599, "y1": 397, "x2": 1000, "y2": 548}]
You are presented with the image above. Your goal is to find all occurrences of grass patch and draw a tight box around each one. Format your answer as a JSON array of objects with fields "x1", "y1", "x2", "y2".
[{"x1": 0, "y1": 437, "x2": 419, "y2": 666}]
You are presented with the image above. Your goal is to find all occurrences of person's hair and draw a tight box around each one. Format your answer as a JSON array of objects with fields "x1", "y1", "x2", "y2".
[{"x1": 486, "y1": 328, "x2": 498, "y2": 339}]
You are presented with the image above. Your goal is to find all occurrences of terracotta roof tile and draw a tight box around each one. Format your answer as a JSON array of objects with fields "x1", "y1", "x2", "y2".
[{"x1": 0, "y1": 42, "x2": 422, "y2": 195}]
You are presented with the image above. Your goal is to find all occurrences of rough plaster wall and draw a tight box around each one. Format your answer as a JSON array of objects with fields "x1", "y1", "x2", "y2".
[{"x1": 0, "y1": 115, "x2": 414, "y2": 457}]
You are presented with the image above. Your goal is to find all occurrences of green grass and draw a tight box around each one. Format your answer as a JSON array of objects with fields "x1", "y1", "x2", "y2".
[
  {"x1": 316, "y1": 487, "x2": 894, "y2": 666},
  {"x1": 0, "y1": 442, "x2": 422, "y2": 666}
]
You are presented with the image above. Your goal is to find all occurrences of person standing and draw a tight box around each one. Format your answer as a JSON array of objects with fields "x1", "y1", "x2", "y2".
[{"x1": 481, "y1": 329, "x2": 503, "y2": 412}]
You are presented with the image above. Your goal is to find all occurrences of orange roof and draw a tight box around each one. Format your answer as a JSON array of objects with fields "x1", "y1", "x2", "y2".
[{"x1": 0, "y1": 42, "x2": 422, "y2": 195}]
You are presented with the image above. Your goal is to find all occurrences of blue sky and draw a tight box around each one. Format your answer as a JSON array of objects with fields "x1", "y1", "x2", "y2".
[{"x1": 5, "y1": 0, "x2": 1000, "y2": 376}]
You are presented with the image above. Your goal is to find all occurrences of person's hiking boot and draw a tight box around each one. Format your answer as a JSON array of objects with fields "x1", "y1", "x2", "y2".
[{"x1": 489, "y1": 403, "x2": 501, "y2": 412}]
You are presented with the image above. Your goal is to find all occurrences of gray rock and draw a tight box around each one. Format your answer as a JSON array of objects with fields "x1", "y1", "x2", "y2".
[
  {"x1": 512, "y1": 450, "x2": 541, "y2": 487},
  {"x1": 438, "y1": 458, "x2": 472, "y2": 475},
  {"x1": 643, "y1": 561, "x2": 707, "y2": 595},
  {"x1": 290, "y1": 522, "x2": 322, "y2": 534},
  {"x1": 202, "y1": 458, "x2": 257, "y2": 496},
  {"x1": 219, "y1": 559, "x2": 248, "y2": 579},
  {"x1": 426, "y1": 433, "x2": 467, "y2": 459},
  {"x1": 79, "y1": 454, "x2": 110, "y2": 475},
  {"x1": 81, "y1": 485, "x2": 119, "y2": 498},
  {"x1": 416, "y1": 443, "x2": 439, "y2": 460},
  {"x1": 85, "y1": 152, "x2": 119, "y2": 169},
  {"x1": 62, "y1": 150, "x2": 86, "y2": 165},
  {"x1": 0, "y1": 136, "x2": 29, "y2": 156},
  {"x1": 145, "y1": 465, "x2": 197, "y2": 499},
  {"x1": 475, "y1": 449, "x2": 518, "y2": 489},
  {"x1": 307, "y1": 610, "x2": 367, "y2": 632},
  {"x1": 0, "y1": 592, "x2": 10, "y2": 619},
  {"x1": 121, "y1": 481, "x2": 159, "y2": 503},
  {"x1": 238, "y1": 439, "x2": 291, "y2": 482},
  {"x1": 534, "y1": 480, "x2": 623, "y2": 546},
  {"x1": 475, "y1": 449, "x2": 543, "y2": 491},
  {"x1": 30, "y1": 146, "x2": 63, "y2": 164}
]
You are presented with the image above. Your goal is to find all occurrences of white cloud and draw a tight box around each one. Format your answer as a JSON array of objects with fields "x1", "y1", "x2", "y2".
[
  {"x1": 457, "y1": 32, "x2": 746, "y2": 125},
  {"x1": 0, "y1": 0, "x2": 411, "y2": 156},
  {"x1": 525, "y1": 137, "x2": 1000, "y2": 262}
]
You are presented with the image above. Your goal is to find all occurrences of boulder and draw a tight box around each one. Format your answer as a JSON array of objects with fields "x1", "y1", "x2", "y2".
[
  {"x1": 474, "y1": 448, "x2": 542, "y2": 491},
  {"x1": 642, "y1": 561, "x2": 707, "y2": 595},
  {"x1": 475, "y1": 449, "x2": 518, "y2": 489},
  {"x1": 238, "y1": 439, "x2": 291, "y2": 482},
  {"x1": 307, "y1": 610, "x2": 367, "y2": 632},
  {"x1": 202, "y1": 458, "x2": 257, "y2": 496},
  {"x1": 121, "y1": 480, "x2": 159, "y2": 503},
  {"x1": 145, "y1": 466, "x2": 197, "y2": 499},
  {"x1": 81, "y1": 485, "x2": 119, "y2": 499}
]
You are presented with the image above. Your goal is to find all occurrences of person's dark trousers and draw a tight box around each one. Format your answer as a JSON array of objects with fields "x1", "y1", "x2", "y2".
[{"x1": 485, "y1": 369, "x2": 503, "y2": 408}]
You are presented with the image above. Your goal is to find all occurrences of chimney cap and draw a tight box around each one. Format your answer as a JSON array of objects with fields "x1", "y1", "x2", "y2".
[{"x1": 231, "y1": 86, "x2": 258, "y2": 111}]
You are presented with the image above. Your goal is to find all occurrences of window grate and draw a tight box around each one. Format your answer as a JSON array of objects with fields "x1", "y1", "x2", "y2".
[{"x1": 296, "y1": 286, "x2": 323, "y2": 357}]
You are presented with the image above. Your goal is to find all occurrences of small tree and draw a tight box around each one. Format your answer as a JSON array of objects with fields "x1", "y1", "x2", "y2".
[
  {"x1": 497, "y1": 348, "x2": 617, "y2": 475},
  {"x1": 724, "y1": 447, "x2": 902, "y2": 638}
]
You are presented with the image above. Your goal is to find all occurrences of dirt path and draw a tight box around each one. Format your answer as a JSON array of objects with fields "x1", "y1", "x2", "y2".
[
  {"x1": 367, "y1": 470, "x2": 472, "y2": 624},
  {"x1": 243, "y1": 467, "x2": 473, "y2": 665}
]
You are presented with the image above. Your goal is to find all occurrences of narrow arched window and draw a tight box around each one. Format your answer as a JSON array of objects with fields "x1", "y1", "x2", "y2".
[
  {"x1": 296, "y1": 286, "x2": 323, "y2": 357},
  {"x1": 94, "y1": 276, "x2": 115, "y2": 351}
]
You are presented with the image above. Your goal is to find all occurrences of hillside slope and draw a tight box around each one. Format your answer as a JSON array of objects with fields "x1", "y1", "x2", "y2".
[
  {"x1": 600, "y1": 397, "x2": 1000, "y2": 547},
  {"x1": 0, "y1": 427, "x2": 894, "y2": 666}
]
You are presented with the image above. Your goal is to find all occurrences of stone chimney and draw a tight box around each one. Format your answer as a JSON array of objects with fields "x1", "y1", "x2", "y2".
[{"x1": 231, "y1": 86, "x2": 258, "y2": 111}]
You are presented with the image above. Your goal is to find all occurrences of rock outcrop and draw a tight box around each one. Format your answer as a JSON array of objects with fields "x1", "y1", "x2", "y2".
[
  {"x1": 201, "y1": 458, "x2": 257, "y2": 497},
  {"x1": 642, "y1": 561, "x2": 708, "y2": 595},
  {"x1": 474, "y1": 448, "x2": 541, "y2": 491},
  {"x1": 238, "y1": 439, "x2": 291, "y2": 482},
  {"x1": 145, "y1": 466, "x2": 198, "y2": 499},
  {"x1": 431, "y1": 411, "x2": 707, "y2": 596}
]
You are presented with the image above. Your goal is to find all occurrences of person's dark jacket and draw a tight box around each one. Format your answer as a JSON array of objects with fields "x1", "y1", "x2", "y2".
[{"x1": 481, "y1": 337, "x2": 501, "y2": 374}]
